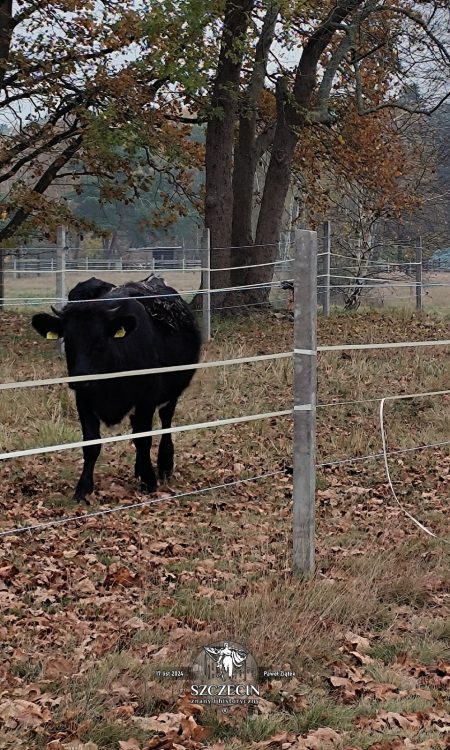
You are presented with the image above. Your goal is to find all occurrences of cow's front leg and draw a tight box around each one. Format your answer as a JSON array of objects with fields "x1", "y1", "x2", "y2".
[
  {"x1": 131, "y1": 407, "x2": 157, "y2": 493},
  {"x1": 74, "y1": 393, "x2": 101, "y2": 502},
  {"x1": 157, "y1": 398, "x2": 177, "y2": 482}
]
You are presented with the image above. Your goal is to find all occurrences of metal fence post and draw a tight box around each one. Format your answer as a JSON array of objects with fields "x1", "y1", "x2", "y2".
[
  {"x1": 322, "y1": 220, "x2": 331, "y2": 317},
  {"x1": 201, "y1": 228, "x2": 211, "y2": 343},
  {"x1": 293, "y1": 229, "x2": 317, "y2": 577},
  {"x1": 416, "y1": 237, "x2": 423, "y2": 311}
]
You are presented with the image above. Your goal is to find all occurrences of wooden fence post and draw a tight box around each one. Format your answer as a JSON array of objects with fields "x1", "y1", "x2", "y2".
[
  {"x1": 0, "y1": 247, "x2": 4, "y2": 310},
  {"x1": 56, "y1": 226, "x2": 66, "y2": 309},
  {"x1": 293, "y1": 229, "x2": 317, "y2": 577},
  {"x1": 322, "y1": 220, "x2": 331, "y2": 317},
  {"x1": 201, "y1": 228, "x2": 211, "y2": 343},
  {"x1": 56, "y1": 226, "x2": 66, "y2": 355},
  {"x1": 416, "y1": 237, "x2": 423, "y2": 311}
]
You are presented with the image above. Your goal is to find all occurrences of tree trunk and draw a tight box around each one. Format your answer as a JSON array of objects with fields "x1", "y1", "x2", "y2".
[
  {"x1": 241, "y1": 122, "x2": 298, "y2": 307},
  {"x1": 205, "y1": 114, "x2": 236, "y2": 297},
  {"x1": 230, "y1": 118, "x2": 258, "y2": 284},
  {"x1": 229, "y1": 3, "x2": 279, "y2": 298},
  {"x1": 0, "y1": 1, "x2": 13, "y2": 90},
  {"x1": 225, "y1": 77, "x2": 298, "y2": 310},
  {"x1": 204, "y1": 0, "x2": 254, "y2": 309}
]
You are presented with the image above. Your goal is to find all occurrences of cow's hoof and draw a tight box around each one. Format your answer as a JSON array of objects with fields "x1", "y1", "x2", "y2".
[
  {"x1": 158, "y1": 467, "x2": 173, "y2": 483},
  {"x1": 73, "y1": 491, "x2": 89, "y2": 503},
  {"x1": 137, "y1": 473, "x2": 158, "y2": 494},
  {"x1": 140, "y1": 481, "x2": 158, "y2": 494},
  {"x1": 73, "y1": 479, "x2": 93, "y2": 502}
]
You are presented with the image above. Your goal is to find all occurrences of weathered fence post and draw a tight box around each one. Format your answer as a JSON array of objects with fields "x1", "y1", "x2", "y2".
[
  {"x1": 56, "y1": 226, "x2": 66, "y2": 308},
  {"x1": 201, "y1": 228, "x2": 211, "y2": 343},
  {"x1": 321, "y1": 220, "x2": 331, "y2": 317},
  {"x1": 416, "y1": 237, "x2": 423, "y2": 312},
  {"x1": 18, "y1": 246, "x2": 23, "y2": 279},
  {"x1": 293, "y1": 229, "x2": 317, "y2": 577},
  {"x1": 56, "y1": 226, "x2": 66, "y2": 355},
  {"x1": 0, "y1": 247, "x2": 4, "y2": 310}
]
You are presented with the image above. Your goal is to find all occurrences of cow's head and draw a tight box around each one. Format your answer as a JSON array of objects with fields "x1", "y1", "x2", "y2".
[{"x1": 32, "y1": 302, "x2": 139, "y2": 389}]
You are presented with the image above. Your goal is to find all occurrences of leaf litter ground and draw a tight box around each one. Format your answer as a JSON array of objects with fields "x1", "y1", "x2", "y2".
[{"x1": 0, "y1": 309, "x2": 448, "y2": 750}]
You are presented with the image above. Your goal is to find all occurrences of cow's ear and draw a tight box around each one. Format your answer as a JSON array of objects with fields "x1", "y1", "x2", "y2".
[
  {"x1": 32, "y1": 313, "x2": 63, "y2": 340},
  {"x1": 108, "y1": 315, "x2": 137, "y2": 339}
]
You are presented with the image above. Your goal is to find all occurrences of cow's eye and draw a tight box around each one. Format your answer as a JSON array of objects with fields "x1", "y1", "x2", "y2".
[{"x1": 113, "y1": 326, "x2": 126, "y2": 338}]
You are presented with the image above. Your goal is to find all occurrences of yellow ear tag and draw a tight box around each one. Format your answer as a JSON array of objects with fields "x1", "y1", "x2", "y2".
[
  {"x1": 114, "y1": 326, "x2": 126, "y2": 338},
  {"x1": 46, "y1": 331, "x2": 59, "y2": 340}
]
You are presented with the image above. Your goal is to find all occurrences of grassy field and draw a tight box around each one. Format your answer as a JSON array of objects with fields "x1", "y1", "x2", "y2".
[{"x1": 0, "y1": 309, "x2": 449, "y2": 749}]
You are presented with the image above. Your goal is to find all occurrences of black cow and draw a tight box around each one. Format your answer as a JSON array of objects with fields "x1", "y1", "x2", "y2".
[
  {"x1": 68, "y1": 276, "x2": 115, "y2": 301},
  {"x1": 32, "y1": 275, "x2": 201, "y2": 501}
]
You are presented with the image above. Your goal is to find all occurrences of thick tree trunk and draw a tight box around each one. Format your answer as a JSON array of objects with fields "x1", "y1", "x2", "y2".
[
  {"x1": 0, "y1": 1, "x2": 13, "y2": 90},
  {"x1": 229, "y1": 3, "x2": 279, "y2": 297},
  {"x1": 204, "y1": 0, "x2": 254, "y2": 309},
  {"x1": 225, "y1": 76, "x2": 299, "y2": 311},
  {"x1": 205, "y1": 114, "x2": 236, "y2": 297},
  {"x1": 230, "y1": 118, "x2": 258, "y2": 283},
  {"x1": 234, "y1": 123, "x2": 298, "y2": 309}
]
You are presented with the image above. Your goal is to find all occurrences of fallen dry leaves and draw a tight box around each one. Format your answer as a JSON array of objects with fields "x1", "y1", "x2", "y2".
[{"x1": 0, "y1": 698, "x2": 51, "y2": 728}]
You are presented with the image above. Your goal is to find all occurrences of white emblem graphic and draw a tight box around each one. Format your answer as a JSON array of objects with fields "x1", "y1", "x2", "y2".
[{"x1": 203, "y1": 642, "x2": 248, "y2": 680}]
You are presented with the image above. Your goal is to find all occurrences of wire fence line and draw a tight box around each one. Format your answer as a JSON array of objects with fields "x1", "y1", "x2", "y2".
[
  {"x1": 323, "y1": 276, "x2": 450, "y2": 287},
  {"x1": 329, "y1": 253, "x2": 421, "y2": 265},
  {"x1": 0, "y1": 278, "x2": 295, "y2": 305},
  {"x1": 2, "y1": 257, "x2": 294, "y2": 276},
  {"x1": 0, "y1": 469, "x2": 287, "y2": 539},
  {"x1": 319, "y1": 273, "x2": 423, "y2": 284},
  {"x1": 318, "y1": 437, "x2": 450, "y2": 469},
  {"x1": 0, "y1": 409, "x2": 293, "y2": 462},
  {"x1": 0, "y1": 338, "x2": 449, "y2": 393},
  {"x1": 0, "y1": 351, "x2": 293, "y2": 391}
]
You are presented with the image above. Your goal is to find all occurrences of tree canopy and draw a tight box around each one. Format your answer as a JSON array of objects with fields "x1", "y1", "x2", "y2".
[
  {"x1": 1, "y1": 0, "x2": 449, "y2": 310},
  {"x1": 0, "y1": 0, "x2": 207, "y2": 243}
]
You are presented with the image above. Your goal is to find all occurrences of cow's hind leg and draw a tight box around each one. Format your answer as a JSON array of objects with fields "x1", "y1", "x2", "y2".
[
  {"x1": 157, "y1": 398, "x2": 177, "y2": 482},
  {"x1": 131, "y1": 407, "x2": 157, "y2": 493},
  {"x1": 74, "y1": 394, "x2": 101, "y2": 502}
]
